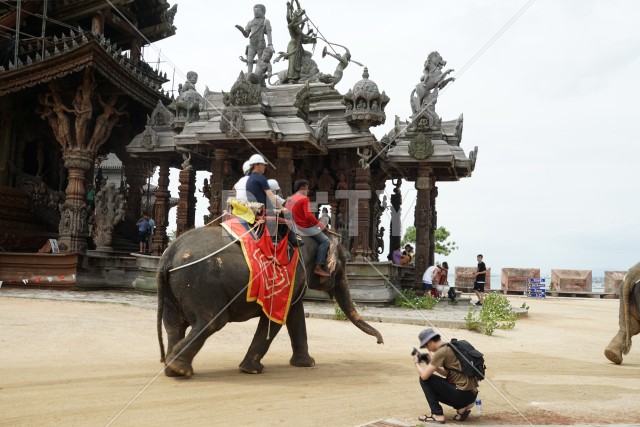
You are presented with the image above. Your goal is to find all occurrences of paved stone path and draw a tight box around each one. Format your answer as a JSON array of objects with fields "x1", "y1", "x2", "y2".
[{"x1": 0, "y1": 287, "x2": 476, "y2": 328}]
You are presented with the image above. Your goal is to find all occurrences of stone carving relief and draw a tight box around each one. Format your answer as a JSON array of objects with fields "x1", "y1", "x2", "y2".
[
  {"x1": 408, "y1": 133, "x2": 434, "y2": 160},
  {"x1": 93, "y1": 182, "x2": 126, "y2": 249},
  {"x1": 171, "y1": 71, "x2": 202, "y2": 122},
  {"x1": 148, "y1": 100, "x2": 174, "y2": 127},
  {"x1": 222, "y1": 71, "x2": 262, "y2": 106},
  {"x1": 294, "y1": 81, "x2": 311, "y2": 120},
  {"x1": 8, "y1": 161, "x2": 64, "y2": 232},
  {"x1": 219, "y1": 106, "x2": 245, "y2": 137},
  {"x1": 141, "y1": 126, "x2": 159, "y2": 150},
  {"x1": 454, "y1": 113, "x2": 464, "y2": 141},
  {"x1": 314, "y1": 115, "x2": 329, "y2": 146}
]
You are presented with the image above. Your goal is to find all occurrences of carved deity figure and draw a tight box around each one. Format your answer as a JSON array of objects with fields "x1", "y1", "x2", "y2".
[
  {"x1": 357, "y1": 146, "x2": 371, "y2": 169},
  {"x1": 174, "y1": 71, "x2": 202, "y2": 122},
  {"x1": 273, "y1": 0, "x2": 316, "y2": 83},
  {"x1": 88, "y1": 95, "x2": 128, "y2": 151},
  {"x1": 240, "y1": 46, "x2": 274, "y2": 86},
  {"x1": 93, "y1": 182, "x2": 126, "y2": 248},
  {"x1": 321, "y1": 45, "x2": 353, "y2": 88},
  {"x1": 39, "y1": 82, "x2": 76, "y2": 149},
  {"x1": 201, "y1": 178, "x2": 211, "y2": 200},
  {"x1": 410, "y1": 51, "x2": 455, "y2": 117},
  {"x1": 235, "y1": 4, "x2": 273, "y2": 74},
  {"x1": 73, "y1": 68, "x2": 96, "y2": 145}
]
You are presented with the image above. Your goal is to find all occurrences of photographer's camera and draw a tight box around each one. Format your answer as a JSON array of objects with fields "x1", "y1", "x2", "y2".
[{"x1": 411, "y1": 347, "x2": 430, "y2": 362}]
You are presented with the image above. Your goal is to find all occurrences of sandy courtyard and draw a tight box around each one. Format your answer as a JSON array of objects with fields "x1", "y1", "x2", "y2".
[{"x1": 0, "y1": 294, "x2": 638, "y2": 426}]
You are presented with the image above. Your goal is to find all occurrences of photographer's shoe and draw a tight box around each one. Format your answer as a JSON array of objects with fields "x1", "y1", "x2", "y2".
[{"x1": 418, "y1": 414, "x2": 445, "y2": 424}]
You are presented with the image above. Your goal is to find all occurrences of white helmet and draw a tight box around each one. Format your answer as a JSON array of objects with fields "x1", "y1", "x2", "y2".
[
  {"x1": 247, "y1": 153, "x2": 267, "y2": 167},
  {"x1": 267, "y1": 179, "x2": 280, "y2": 191},
  {"x1": 242, "y1": 160, "x2": 250, "y2": 175}
]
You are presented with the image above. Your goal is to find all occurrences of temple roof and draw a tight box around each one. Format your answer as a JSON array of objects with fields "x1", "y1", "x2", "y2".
[
  {"x1": 0, "y1": 32, "x2": 169, "y2": 108},
  {"x1": 0, "y1": 0, "x2": 176, "y2": 49},
  {"x1": 385, "y1": 114, "x2": 477, "y2": 181},
  {"x1": 171, "y1": 82, "x2": 380, "y2": 160}
]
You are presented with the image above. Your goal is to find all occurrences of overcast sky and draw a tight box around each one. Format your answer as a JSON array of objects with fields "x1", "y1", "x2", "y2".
[{"x1": 144, "y1": 0, "x2": 640, "y2": 276}]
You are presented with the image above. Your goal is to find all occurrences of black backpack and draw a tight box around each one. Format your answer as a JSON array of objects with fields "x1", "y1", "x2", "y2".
[{"x1": 447, "y1": 339, "x2": 486, "y2": 381}]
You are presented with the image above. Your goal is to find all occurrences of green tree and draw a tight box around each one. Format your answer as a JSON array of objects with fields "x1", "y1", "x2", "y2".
[{"x1": 401, "y1": 225, "x2": 458, "y2": 256}]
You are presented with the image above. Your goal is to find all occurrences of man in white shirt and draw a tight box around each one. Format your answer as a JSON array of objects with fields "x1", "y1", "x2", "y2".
[
  {"x1": 233, "y1": 160, "x2": 251, "y2": 200},
  {"x1": 422, "y1": 264, "x2": 442, "y2": 293}
]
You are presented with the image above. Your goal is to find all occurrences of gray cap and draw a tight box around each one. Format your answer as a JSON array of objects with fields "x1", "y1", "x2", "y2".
[{"x1": 418, "y1": 328, "x2": 440, "y2": 348}]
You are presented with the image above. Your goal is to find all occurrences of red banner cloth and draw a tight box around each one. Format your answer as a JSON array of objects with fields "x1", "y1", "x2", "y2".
[{"x1": 221, "y1": 218, "x2": 299, "y2": 324}]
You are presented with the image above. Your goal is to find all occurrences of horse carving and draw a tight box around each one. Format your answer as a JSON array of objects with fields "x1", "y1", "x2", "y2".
[{"x1": 409, "y1": 51, "x2": 455, "y2": 116}]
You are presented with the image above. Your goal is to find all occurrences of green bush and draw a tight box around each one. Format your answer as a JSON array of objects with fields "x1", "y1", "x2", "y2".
[
  {"x1": 464, "y1": 292, "x2": 518, "y2": 335},
  {"x1": 334, "y1": 304, "x2": 347, "y2": 321},
  {"x1": 395, "y1": 289, "x2": 439, "y2": 310}
]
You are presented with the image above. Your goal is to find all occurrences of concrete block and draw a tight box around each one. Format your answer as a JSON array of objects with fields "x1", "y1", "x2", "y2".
[
  {"x1": 551, "y1": 269, "x2": 592, "y2": 292},
  {"x1": 501, "y1": 268, "x2": 540, "y2": 291},
  {"x1": 604, "y1": 270, "x2": 626, "y2": 296},
  {"x1": 454, "y1": 266, "x2": 491, "y2": 289}
]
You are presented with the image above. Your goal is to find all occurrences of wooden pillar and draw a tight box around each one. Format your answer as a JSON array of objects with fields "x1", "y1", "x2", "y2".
[
  {"x1": 91, "y1": 13, "x2": 104, "y2": 35},
  {"x1": 38, "y1": 73, "x2": 125, "y2": 252},
  {"x1": 209, "y1": 148, "x2": 228, "y2": 224},
  {"x1": 388, "y1": 179, "x2": 402, "y2": 261},
  {"x1": 429, "y1": 185, "x2": 438, "y2": 267},
  {"x1": 352, "y1": 166, "x2": 371, "y2": 262},
  {"x1": 369, "y1": 170, "x2": 387, "y2": 262},
  {"x1": 57, "y1": 148, "x2": 93, "y2": 252},
  {"x1": 152, "y1": 157, "x2": 170, "y2": 254},
  {"x1": 414, "y1": 166, "x2": 433, "y2": 286},
  {"x1": 276, "y1": 146, "x2": 294, "y2": 197},
  {"x1": 124, "y1": 163, "x2": 145, "y2": 219},
  {"x1": 130, "y1": 38, "x2": 141, "y2": 63},
  {"x1": 176, "y1": 167, "x2": 196, "y2": 236}
]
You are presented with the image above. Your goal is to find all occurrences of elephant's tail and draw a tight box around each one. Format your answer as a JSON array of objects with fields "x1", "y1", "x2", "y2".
[{"x1": 157, "y1": 260, "x2": 170, "y2": 363}]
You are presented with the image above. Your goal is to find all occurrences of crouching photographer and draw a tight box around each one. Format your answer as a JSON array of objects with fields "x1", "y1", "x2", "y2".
[{"x1": 412, "y1": 328, "x2": 478, "y2": 423}]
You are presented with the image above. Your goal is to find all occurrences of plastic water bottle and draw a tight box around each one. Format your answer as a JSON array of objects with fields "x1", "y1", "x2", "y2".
[{"x1": 475, "y1": 398, "x2": 482, "y2": 415}]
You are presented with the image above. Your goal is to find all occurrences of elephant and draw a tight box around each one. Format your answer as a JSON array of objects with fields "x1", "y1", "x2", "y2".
[
  {"x1": 157, "y1": 225, "x2": 384, "y2": 377},
  {"x1": 604, "y1": 261, "x2": 640, "y2": 364}
]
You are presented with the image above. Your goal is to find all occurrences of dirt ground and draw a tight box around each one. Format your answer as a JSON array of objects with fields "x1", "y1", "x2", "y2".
[{"x1": 0, "y1": 295, "x2": 638, "y2": 427}]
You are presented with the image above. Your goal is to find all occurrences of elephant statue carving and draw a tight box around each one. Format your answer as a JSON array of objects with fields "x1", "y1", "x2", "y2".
[
  {"x1": 604, "y1": 261, "x2": 640, "y2": 364},
  {"x1": 157, "y1": 226, "x2": 383, "y2": 377}
]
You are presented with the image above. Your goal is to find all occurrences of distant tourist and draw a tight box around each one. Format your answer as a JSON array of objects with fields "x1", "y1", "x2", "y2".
[
  {"x1": 473, "y1": 254, "x2": 488, "y2": 305},
  {"x1": 136, "y1": 213, "x2": 150, "y2": 253},
  {"x1": 392, "y1": 245, "x2": 411, "y2": 266},
  {"x1": 422, "y1": 264, "x2": 442, "y2": 295},
  {"x1": 318, "y1": 207, "x2": 331, "y2": 229},
  {"x1": 402, "y1": 244, "x2": 414, "y2": 263},
  {"x1": 147, "y1": 215, "x2": 155, "y2": 253}
]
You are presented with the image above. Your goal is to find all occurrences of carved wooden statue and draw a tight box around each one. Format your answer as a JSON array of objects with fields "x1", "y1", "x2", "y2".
[{"x1": 93, "y1": 182, "x2": 126, "y2": 249}]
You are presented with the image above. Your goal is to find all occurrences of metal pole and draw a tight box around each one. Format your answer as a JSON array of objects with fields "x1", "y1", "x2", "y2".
[
  {"x1": 14, "y1": 0, "x2": 21, "y2": 65},
  {"x1": 41, "y1": 0, "x2": 47, "y2": 58}
]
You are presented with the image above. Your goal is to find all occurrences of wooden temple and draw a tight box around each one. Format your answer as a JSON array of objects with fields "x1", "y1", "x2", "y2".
[{"x1": 0, "y1": 1, "x2": 477, "y2": 298}]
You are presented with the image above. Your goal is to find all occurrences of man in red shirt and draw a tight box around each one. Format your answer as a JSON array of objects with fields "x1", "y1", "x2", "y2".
[{"x1": 286, "y1": 179, "x2": 330, "y2": 277}]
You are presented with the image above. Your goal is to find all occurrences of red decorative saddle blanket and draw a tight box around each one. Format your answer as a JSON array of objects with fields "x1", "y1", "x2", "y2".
[{"x1": 221, "y1": 217, "x2": 299, "y2": 324}]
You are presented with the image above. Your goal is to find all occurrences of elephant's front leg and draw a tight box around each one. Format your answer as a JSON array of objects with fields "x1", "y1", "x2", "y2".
[
  {"x1": 286, "y1": 301, "x2": 315, "y2": 368},
  {"x1": 239, "y1": 314, "x2": 282, "y2": 374}
]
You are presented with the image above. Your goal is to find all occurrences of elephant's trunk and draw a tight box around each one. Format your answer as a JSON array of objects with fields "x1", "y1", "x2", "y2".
[{"x1": 333, "y1": 271, "x2": 384, "y2": 344}]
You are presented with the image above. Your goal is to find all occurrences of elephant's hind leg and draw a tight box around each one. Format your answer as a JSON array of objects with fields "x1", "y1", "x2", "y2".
[
  {"x1": 166, "y1": 322, "x2": 218, "y2": 377},
  {"x1": 240, "y1": 315, "x2": 282, "y2": 374}
]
